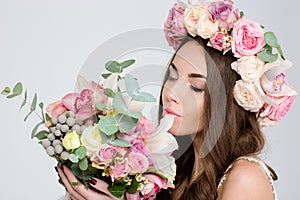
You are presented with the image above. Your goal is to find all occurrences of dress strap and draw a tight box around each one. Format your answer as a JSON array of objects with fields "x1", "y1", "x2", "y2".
[{"x1": 217, "y1": 156, "x2": 278, "y2": 200}]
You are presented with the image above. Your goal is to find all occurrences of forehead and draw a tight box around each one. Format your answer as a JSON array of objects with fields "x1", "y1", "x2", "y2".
[{"x1": 173, "y1": 40, "x2": 207, "y2": 77}]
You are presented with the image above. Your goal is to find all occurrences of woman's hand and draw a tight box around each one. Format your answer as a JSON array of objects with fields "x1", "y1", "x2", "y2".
[{"x1": 57, "y1": 165, "x2": 123, "y2": 200}]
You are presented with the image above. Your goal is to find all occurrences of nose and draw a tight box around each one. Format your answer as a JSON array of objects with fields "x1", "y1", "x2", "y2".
[{"x1": 164, "y1": 83, "x2": 181, "y2": 104}]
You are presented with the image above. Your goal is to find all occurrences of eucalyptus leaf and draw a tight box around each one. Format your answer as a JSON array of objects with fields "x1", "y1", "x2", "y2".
[
  {"x1": 257, "y1": 50, "x2": 278, "y2": 63},
  {"x1": 102, "y1": 73, "x2": 112, "y2": 79},
  {"x1": 39, "y1": 102, "x2": 45, "y2": 121},
  {"x1": 79, "y1": 157, "x2": 88, "y2": 171},
  {"x1": 19, "y1": 89, "x2": 27, "y2": 112},
  {"x1": 6, "y1": 93, "x2": 18, "y2": 99},
  {"x1": 113, "y1": 93, "x2": 128, "y2": 112},
  {"x1": 104, "y1": 88, "x2": 114, "y2": 98},
  {"x1": 264, "y1": 32, "x2": 280, "y2": 48},
  {"x1": 12, "y1": 82, "x2": 23, "y2": 95},
  {"x1": 115, "y1": 114, "x2": 137, "y2": 133},
  {"x1": 124, "y1": 74, "x2": 140, "y2": 96},
  {"x1": 120, "y1": 59, "x2": 135, "y2": 69},
  {"x1": 127, "y1": 178, "x2": 139, "y2": 194},
  {"x1": 24, "y1": 110, "x2": 33, "y2": 121},
  {"x1": 105, "y1": 61, "x2": 122, "y2": 73},
  {"x1": 108, "y1": 184, "x2": 126, "y2": 198},
  {"x1": 34, "y1": 130, "x2": 49, "y2": 140},
  {"x1": 30, "y1": 93, "x2": 38, "y2": 111},
  {"x1": 75, "y1": 146, "x2": 87, "y2": 159},
  {"x1": 109, "y1": 139, "x2": 132, "y2": 147},
  {"x1": 277, "y1": 46, "x2": 285, "y2": 60},
  {"x1": 45, "y1": 113, "x2": 51, "y2": 121},
  {"x1": 71, "y1": 163, "x2": 94, "y2": 181},
  {"x1": 119, "y1": 110, "x2": 142, "y2": 119},
  {"x1": 1, "y1": 87, "x2": 11, "y2": 95},
  {"x1": 69, "y1": 154, "x2": 79, "y2": 163},
  {"x1": 98, "y1": 116, "x2": 118, "y2": 135},
  {"x1": 31, "y1": 121, "x2": 45, "y2": 138},
  {"x1": 95, "y1": 103, "x2": 108, "y2": 111},
  {"x1": 240, "y1": 11, "x2": 244, "y2": 18},
  {"x1": 132, "y1": 92, "x2": 156, "y2": 102}
]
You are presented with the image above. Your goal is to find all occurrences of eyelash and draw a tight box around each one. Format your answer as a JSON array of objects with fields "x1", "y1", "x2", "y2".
[{"x1": 167, "y1": 75, "x2": 204, "y2": 92}]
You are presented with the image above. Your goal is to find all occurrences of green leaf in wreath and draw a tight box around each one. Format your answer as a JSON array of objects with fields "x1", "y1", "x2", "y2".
[
  {"x1": 1, "y1": 87, "x2": 11, "y2": 95},
  {"x1": 264, "y1": 32, "x2": 280, "y2": 48},
  {"x1": 75, "y1": 146, "x2": 87, "y2": 159},
  {"x1": 108, "y1": 183, "x2": 126, "y2": 198},
  {"x1": 98, "y1": 116, "x2": 118, "y2": 136},
  {"x1": 69, "y1": 154, "x2": 79, "y2": 163},
  {"x1": 79, "y1": 157, "x2": 88, "y2": 171},
  {"x1": 257, "y1": 50, "x2": 278, "y2": 63}
]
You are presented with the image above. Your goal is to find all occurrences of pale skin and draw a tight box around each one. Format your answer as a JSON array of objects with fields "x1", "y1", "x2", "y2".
[{"x1": 58, "y1": 41, "x2": 275, "y2": 199}]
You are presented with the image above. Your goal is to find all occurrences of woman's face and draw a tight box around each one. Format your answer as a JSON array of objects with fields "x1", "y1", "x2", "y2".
[{"x1": 162, "y1": 40, "x2": 207, "y2": 136}]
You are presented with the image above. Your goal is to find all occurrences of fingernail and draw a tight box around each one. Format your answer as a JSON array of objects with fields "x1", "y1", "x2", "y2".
[
  {"x1": 88, "y1": 178, "x2": 97, "y2": 185},
  {"x1": 54, "y1": 166, "x2": 58, "y2": 172}
]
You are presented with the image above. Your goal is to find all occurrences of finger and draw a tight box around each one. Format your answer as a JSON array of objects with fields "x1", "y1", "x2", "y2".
[
  {"x1": 89, "y1": 178, "x2": 123, "y2": 200},
  {"x1": 57, "y1": 166, "x2": 86, "y2": 200}
]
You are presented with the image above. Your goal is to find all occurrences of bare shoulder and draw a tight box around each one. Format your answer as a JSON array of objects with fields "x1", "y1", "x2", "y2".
[{"x1": 218, "y1": 158, "x2": 275, "y2": 200}]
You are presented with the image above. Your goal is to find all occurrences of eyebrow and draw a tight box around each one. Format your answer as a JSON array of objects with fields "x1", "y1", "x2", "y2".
[{"x1": 170, "y1": 63, "x2": 207, "y2": 79}]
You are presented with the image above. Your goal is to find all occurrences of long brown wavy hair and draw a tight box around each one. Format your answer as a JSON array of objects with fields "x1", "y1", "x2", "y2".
[{"x1": 156, "y1": 35, "x2": 277, "y2": 200}]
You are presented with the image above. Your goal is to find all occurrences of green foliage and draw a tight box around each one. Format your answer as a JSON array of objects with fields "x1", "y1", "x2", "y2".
[
  {"x1": 1, "y1": 87, "x2": 11, "y2": 95},
  {"x1": 79, "y1": 157, "x2": 88, "y2": 171},
  {"x1": 31, "y1": 121, "x2": 46, "y2": 138},
  {"x1": 34, "y1": 130, "x2": 49, "y2": 140},
  {"x1": 258, "y1": 32, "x2": 285, "y2": 63},
  {"x1": 104, "y1": 88, "x2": 114, "y2": 98},
  {"x1": 69, "y1": 154, "x2": 79, "y2": 163},
  {"x1": 75, "y1": 146, "x2": 87, "y2": 159},
  {"x1": 108, "y1": 183, "x2": 126, "y2": 198},
  {"x1": 98, "y1": 116, "x2": 119, "y2": 135},
  {"x1": 127, "y1": 177, "x2": 139, "y2": 194},
  {"x1": 109, "y1": 139, "x2": 132, "y2": 147}
]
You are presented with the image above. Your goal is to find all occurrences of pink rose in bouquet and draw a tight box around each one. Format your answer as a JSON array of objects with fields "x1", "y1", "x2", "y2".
[{"x1": 231, "y1": 17, "x2": 265, "y2": 58}]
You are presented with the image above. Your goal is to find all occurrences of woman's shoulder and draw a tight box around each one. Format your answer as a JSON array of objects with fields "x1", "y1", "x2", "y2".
[{"x1": 217, "y1": 156, "x2": 277, "y2": 200}]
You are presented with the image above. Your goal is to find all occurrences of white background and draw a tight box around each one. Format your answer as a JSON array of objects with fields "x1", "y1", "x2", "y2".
[{"x1": 0, "y1": 0, "x2": 299, "y2": 199}]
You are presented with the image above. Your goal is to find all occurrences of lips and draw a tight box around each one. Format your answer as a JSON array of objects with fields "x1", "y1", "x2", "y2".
[{"x1": 163, "y1": 108, "x2": 181, "y2": 117}]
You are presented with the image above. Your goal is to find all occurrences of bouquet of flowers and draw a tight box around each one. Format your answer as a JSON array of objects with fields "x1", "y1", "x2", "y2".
[{"x1": 1, "y1": 59, "x2": 178, "y2": 199}]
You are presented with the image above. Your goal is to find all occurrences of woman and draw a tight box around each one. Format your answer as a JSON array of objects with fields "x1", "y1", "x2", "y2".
[{"x1": 58, "y1": 1, "x2": 297, "y2": 199}]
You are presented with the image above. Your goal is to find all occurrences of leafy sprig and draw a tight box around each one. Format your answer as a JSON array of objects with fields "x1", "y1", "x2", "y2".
[{"x1": 1, "y1": 82, "x2": 49, "y2": 139}]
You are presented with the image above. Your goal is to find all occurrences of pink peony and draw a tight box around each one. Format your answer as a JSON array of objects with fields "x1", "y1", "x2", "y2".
[
  {"x1": 208, "y1": 0, "x2": 239, "y2": 29},
  {"x1": 231, "y1": 17, "x2": 265, "y2": 57},
  {"x1": 260, "y1": 94, "x2": 297, "y2": 122},
  {"x1": 210, "y1": 31, "x2": 231, "y2": 51},
  {"x1": 127, "y1": 152, "x2": 149, "y2": 174},
  {"x1": 164, "y1": 3, "x2": 188, "y2": 49},
  {"x1": 46, "y1": 100, "x2": 67, "y2": 118},
  {"x1": 91, "y1": 144, "x2": 126, "y2": 166},
  {"x1": 110, "y1": 161, "x2": 130, "y2": 180}
]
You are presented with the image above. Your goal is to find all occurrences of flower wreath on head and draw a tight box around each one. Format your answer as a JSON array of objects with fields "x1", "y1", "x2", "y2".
[{"x1": 164, "y1": 0, "x2": 297, "y2": 127}]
